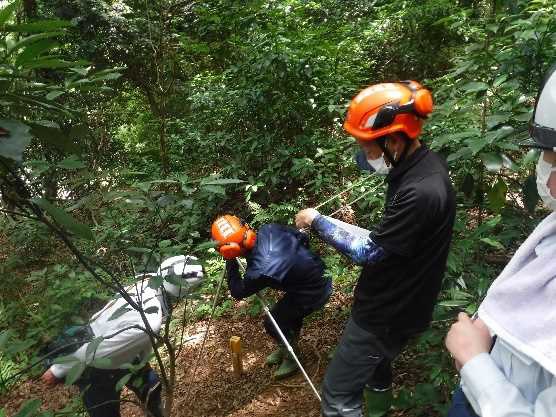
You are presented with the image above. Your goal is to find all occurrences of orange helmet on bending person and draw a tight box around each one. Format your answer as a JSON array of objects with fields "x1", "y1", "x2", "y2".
[
  {"x1": 211, "y1": 215, "x2": 257, "y2": 260},
  {"x1": 343, "y1": 81, "x2": 433, "y2": 141}
]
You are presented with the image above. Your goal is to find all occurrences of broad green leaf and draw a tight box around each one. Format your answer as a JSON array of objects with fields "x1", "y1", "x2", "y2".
[
  {"x1": 26, "y1": 58, "x2": 82, "y2": 70},
  {"x1": 501, "y1": 154, "x2": 518, "y2": 171},
  {"x1": 85, "y1": 337, "x2": 104, "y2": 359},
  {"x1": 462, "y1": 81, "x2": 489, "y2": 93},
  {"x1": 69, "y1": 66, "x2": 91, "y2": 76},
  {"x1": 148, "y1": 275, "x2": 164, "y2": 290},
  {"x1": 446, "y1": 147, "x2": 472, "y2": 163},
  {"x1": 115, "y1": 373, "x2": 132, "y2": 392},
  {"x1": 90, "y1": 357, "x2": 112, "y2": 368},
  {"x1": 201, "y1": 178, "x2": 244, "y2": 186},
  {"x1": 480, "y1": 237, "x2": 504, "y2": 250},
  {"x1": 65, "y1": 362, "x2": 86, "y2": 385},
  {"x1": 0, "y1": 1, "x2": 20, "y2": 26},
  {"x1": 523, "y1": 175, "x2": 539, "y2": 213},
  {"x1": 202, "y1": 184, "x2": 225, "y2": 195},
  {"x1": 108, "y1": 305, "x2": 132, "y2": 321},
  {"x1": 57, "y1": 156, "x2": 86, "y2": 169},
  {"x1": 15, "y1": 39, "x2": 59, "y2": 66},
  {"x1": 0, "y1": 119, "x2": 32, "y2": 161},
  {"x1": 144, "y1": 306, "x2": 159, "y2": 315},
  {"x1": 8, "y1": 32, "x2": 64, "y2": 55},
  {"x1": 0, "y1": 407, "x2": 6, "y2": 417},
  {"x1": 522, "y1": 148, "x2": 540, "y2": 165},
  {"x1": 6, "y1": 19, "x2": 73, "y2": 33},
  {"x1": 465, "y1": 136, "x2": 488, "y2": 154},
  {"x1": 481, "y1": 153, "x2": 503, "y2": 172},
  {"x1": 13, "y1": 399, "x2": 41, "y2": 417},
  {"x1": 45, "y1": 90, "x2": 65, "y2": 101},
  {"x1": 487, "y1": 179, "x2": 507, "y2": 212},
  {"x1": 515, "y1": 111, "x2": 532, "y2": 122},
  {"x1": 439, "y1": 300, "x2": 468, "y2": 308},
  {"x1": 31, "y1": 197, "x2": 94, "y2": 241}
]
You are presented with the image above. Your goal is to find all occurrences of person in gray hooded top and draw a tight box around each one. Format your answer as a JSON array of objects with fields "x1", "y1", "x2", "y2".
[
  {"x1": 445, "y1": 64, "x2": 556, "y2": 417},
  {"x1": 40, "y1": 255, "x2": 204, "y2": 417}
]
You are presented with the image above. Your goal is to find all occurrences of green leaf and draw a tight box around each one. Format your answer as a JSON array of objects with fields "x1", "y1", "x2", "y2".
[
  {"x1": 57, "y1": 156, "x2": 85, "y2": 169},
  {"x1": 6, "y1": 19, "x2": 73, "y2": 33},
  {"x1": 523, "y1": 175, "x2": 539, "y2": 213},
  {"x1": 202, "y1": 184, "x2": 225, "y2": 195},
  {"x1": 0, "y1": 1, "x2": 20, "y2": 26},
  {"x1": 108, "y1": 305, "x2": 132, "y2": 321},
  {"x1": 481, "y1": 153, "x2": 503, "y2": 172},
  {"x1": 438, "y1": 300, "x2": 469, "y2": 308},
  {"x1": 115, "y1": 373, "x2": 132, "y2": 392},
  {"x1": 65, "y1": 362, "x2": 86, "y2": 385},
  {"x1": 0, "y1": 119, "x2": 32, "y2": 161},
  {"x1": 15, "y1": 39, "x2": 59, "y2": 66},
  {"x1": 462, "y1": 81, "x2": 489, "y2": 93},
  {"x1": 26, "y1": 58, "x2": 82, "y2": 70},
  {"x1": 31, "y1": 197, "x2": 94, "y2": 240},
  {"x1": 13, "y1": 399, "x2": 41, "y2": 417},
  {"x1": 480, "y1": 237, "x2": 504, "y2": 250},
  {"x1": 501, "y1": 154, "x2": 518, "y2": 171},
  {"x1": 85, "y1": 337, "x2": 104, "y2": 359},
  {"x1": 144, "y1": 306, "x2": 159, "y2": 315},
  {"x1": 148, "y1": 275, "x2": 164, "y2": 290},
  {"x1": 8, "y1": 32, "x2": 64, "y2": 55},
  {"x1": 201, "y1": 178, "x2": 244, "y2": 186},
  {"x1": 447, "y1": 147, "x2": 472, "y2": 163},
  {"x1": 522, "y1": 148, "x2": 540, "y2": 165},
  {"x1": 45, "y1": 90, "x2": 64, "y2": 101},
  {"x1": 487, "y1": 179, "x2": 507, "y2": 212}
]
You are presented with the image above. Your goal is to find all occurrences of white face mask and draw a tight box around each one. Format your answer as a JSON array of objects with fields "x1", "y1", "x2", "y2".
[
  {"x1": 367, "y1": 153, "x2": 391, "y2": 175},
  {"x1": 535, "y1": 152, "x2": 556, "y2": 211}
]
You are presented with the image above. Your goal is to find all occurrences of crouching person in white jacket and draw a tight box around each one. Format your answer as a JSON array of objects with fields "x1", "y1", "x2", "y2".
[{"x1": 40, "y1": 255, "x2": 204, "y2": 417}]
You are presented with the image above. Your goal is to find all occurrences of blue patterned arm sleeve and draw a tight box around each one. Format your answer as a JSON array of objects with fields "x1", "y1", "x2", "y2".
[{"x1": 311, "y1": 215, "x2": 387, "y2": 266}]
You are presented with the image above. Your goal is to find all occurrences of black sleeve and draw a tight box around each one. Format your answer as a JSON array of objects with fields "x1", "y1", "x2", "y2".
[
  {"x1": 225, "y1": 259, "x2": 272, "y2": 299},
  {"x1": 370, "y1": 186, "x2": 423, "y2": 257}
]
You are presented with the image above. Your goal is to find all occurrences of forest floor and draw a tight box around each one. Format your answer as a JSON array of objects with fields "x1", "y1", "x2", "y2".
[{"x1": 1, "y1": 288, "x2": 437, "y2": 417}]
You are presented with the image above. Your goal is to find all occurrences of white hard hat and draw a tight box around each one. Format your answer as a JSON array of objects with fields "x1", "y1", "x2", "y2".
[
  {"x1": 529, "y1": 64, "x2": 556, "y2": 150},
  {"x1": 158, "y1": 255, "x2": 204, "y2": 298}
]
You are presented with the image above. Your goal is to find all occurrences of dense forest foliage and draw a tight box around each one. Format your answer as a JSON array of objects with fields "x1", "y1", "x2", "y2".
[{"x1": 1, "y1": 0, "x2": 556, "y2": 415}]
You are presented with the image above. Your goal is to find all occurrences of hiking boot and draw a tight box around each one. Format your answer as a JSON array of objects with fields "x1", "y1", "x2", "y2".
[
  {"x1": 265, "y1": 347, "x2": 283, "y2": 366},
  {"x1": 273, "y1": 343, "x2": 301, "y2": 380},
  {"x1": 363, "y1": 386, "x2": 393, "y2": 417},
  {"x1": 273, "y1": 352, "x2": 299, "y2": 380}
]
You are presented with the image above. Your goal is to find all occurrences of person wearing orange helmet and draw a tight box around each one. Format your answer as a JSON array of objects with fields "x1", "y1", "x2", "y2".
[
  {"x1": 211, "y1": 215, "x2": 332, "y2": 380},
  {"x1": 296, "y1": 81, "x2": 456, "y2": 417}
]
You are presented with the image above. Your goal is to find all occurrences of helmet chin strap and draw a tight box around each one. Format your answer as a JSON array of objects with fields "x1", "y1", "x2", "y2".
[{"x1": 378, "y1": 135, "x2": 411, "y2": 168}]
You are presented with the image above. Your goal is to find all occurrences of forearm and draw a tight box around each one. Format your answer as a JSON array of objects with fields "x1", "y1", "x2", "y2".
[
  {"x1": 460, "y1": 353, "x2": 549, "y2": 417},
  {"x1": 311, "y1": 215, "x2": 386, "y2": 265},
  {"x1": 226, "y1": 260, "x2": 268, "y2": 299}
]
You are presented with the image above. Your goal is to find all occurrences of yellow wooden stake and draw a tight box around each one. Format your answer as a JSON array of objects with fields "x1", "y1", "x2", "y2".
[{"x1": 229, "y1": 336, "x2": 243, "y2": 377}]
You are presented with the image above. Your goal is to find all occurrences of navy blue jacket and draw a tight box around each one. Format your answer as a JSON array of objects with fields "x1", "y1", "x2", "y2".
[{"x1": 226, "y1": 224, "x2": 331, "y2": 307}]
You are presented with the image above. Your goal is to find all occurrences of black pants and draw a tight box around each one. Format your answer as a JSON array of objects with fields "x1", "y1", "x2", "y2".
[
  {"x1": 321, "y1": 317, "x2": 408, "y2": 417},
  {"x1": 76, "y1": 365, "x2": 162, "y2": 417},
  {"x1": 263, "y1": 295, "x2": 325, "y2": 342}
]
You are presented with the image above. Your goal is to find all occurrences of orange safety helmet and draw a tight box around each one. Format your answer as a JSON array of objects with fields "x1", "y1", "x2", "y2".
[
  {"x1": 343, "y1": 81, "x2": 433, "y2": 142},
  {"x1": 211, "y1": 215, "x2": 257, "y2": 260}
]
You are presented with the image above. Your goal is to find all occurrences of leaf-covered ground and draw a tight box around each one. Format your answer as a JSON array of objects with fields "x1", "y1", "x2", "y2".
[{"x1": 1, "y1": 291, "x2": 438, "y2": 417}]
